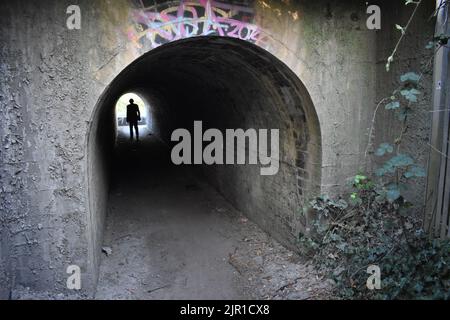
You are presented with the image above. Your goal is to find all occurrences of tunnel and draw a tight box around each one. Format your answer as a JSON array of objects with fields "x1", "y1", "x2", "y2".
[{"x1": 86, "y1": 36, "x2": 322, "y2": 295}]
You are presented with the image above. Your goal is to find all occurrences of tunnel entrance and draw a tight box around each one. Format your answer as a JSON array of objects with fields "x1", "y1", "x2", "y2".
[
  {"x1": 87, "y1": 37, "x2": 321, "y2": 297},
  {"x1": 115, "y1": 93, "x2": 152, "y2": 138}
]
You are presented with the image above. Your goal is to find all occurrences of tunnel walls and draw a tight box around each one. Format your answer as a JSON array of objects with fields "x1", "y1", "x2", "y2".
[
  {"x1": 0, "y1": 0, "x2": 434, "y2": 297},
  {"x1": 102, "y1": 37, "x2": 322, "y2": 251},
  {"x1": 87, "y1": 89, "x2": 117, "y2": 292},
  {"x1": 191, "y1": 40, "x2": 322, "y2": 248}
]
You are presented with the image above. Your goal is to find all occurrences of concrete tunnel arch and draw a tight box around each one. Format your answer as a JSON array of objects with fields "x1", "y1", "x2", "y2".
[{"x1": 86, "y1": 36, "x2": 322, "y2": 285}]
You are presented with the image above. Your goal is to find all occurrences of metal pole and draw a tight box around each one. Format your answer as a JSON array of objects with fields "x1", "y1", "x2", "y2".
[{"x1": 424, "y1": 0, "x2": 450, "y2": 238}]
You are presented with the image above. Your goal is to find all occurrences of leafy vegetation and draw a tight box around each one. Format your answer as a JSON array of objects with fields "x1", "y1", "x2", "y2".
[
  {"x1": 300, "y1": 175, "x2": 450, "y2": 299},
  {"x1": 299, "y1": 0, "x2": 450, "y2": 300}
]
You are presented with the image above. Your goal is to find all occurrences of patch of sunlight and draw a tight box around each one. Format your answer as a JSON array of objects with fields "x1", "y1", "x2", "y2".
[{"x1": 115, "y1": 93, "x2": 146, "y2": 118}]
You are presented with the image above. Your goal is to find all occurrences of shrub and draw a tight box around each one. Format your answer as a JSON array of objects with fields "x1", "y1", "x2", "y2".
[{"x1": 299, "y1": 176, "x2": 450, "y2": 300}]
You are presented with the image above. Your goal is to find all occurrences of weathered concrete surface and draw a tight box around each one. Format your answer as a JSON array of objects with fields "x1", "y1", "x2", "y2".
[
  {"x1": 0, "y1": 0, "x2": 434, "y2": 297},
  {"x1": 372, "y1": 0, "x2": 434, "y2": 212},
  {"x1": 0, "y1": 0, "x2": 106, "y2": 297}
]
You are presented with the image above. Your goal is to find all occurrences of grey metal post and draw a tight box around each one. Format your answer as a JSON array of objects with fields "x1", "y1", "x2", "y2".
[{"x1": 424, "y1": 0, "x2": 450, "y2": 238}]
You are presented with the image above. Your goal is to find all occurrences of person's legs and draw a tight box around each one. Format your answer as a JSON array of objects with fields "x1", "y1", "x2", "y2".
[
  {"x1": 129, "y1": 122, "x2": 134, "y2": 140},
  {"x1": 134, "y1": 122, "x2": 139, "y2": 141}
]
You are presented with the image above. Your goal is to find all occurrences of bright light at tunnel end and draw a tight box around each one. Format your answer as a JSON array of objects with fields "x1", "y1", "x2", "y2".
[{"x1": 170, "y1": 121, "x2": 280, "y2": 176}]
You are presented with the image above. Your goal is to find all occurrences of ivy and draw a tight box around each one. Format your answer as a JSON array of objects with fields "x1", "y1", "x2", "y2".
[
  {"x1": 375, "y1": 143, "x2": 394, "y2": 156},
  {"x1": 385, "y1": 101, "x2": 400, "y2": 110},
  {"x1": 400, "y1": 72, "x2": 420, "y2": 84},
  {"x1": 300, "y1": 180, "x2": 450, "y2": 300},
  {"x1": 385, "y1": 183, "x2": 401, "y2": 202},
  {"x1": 297, "y1": 0, "x2": 450, "y2": 300},
  {"x1": 376, "y1": 154, "x2": 414, "y2": 176},
  {"x1": 404, "y1": 165, "x2": 427, "y2": 178},
  {"x1": 400, "y1": 88, "x2": 421, "y2": 103}
]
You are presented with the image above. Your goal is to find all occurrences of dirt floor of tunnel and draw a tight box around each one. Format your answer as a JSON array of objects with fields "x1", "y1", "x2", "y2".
[{"x1": 94, "y1": 132, "x2": 332, "y2": 300}]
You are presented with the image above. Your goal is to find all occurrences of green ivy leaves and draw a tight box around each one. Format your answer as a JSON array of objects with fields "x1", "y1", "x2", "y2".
[
  {"x1": 300, "y1": 1, "x2": 448, "y2": 300},
  {"x1": 354, "y1": 174, "x2": 368, "y2": 184},
  {"x1": 374, "y1": 149, "x2": 426, "y2": 202},
  {"x1": 401, "y1": 88, "x2": 421, "y2": 103},
  {"x1": 405, "y1": 166, "x2": 426, "y2": 178},
  {"x1": 385, "y1": 101, "x2": 400, "y2": 110},
  {"x1": 386, "y1": 183, "x2": 401, "y2": 202},
  {"x1": 372, "y1": 71, "x2": 426, "y2": 203},
  {"x1": 376, "y1": 153, "x2": 415, "y2": 176},
  {"x1": 389, "y1": 154, "x2": 414, "y2": 166},
  {"x1": 400, "y1": 72, "x2": 420, "y2": 84},
  {"x1": 383, "y1": 72, "x2": 421, "y2": 124},
  {"x1": 375, "y1": 143, "x2": 394, "y2": 156}
]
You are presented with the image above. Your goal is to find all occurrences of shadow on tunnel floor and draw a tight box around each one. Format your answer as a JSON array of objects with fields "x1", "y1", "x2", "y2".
[
  {"x1": 97, "y1": 132, "x2": 252, "y2": 299},
  {"x1": 112, "y1": 131, "x2": 172, "y2": 184},
  {"x1": 94, "y1": 132, "x2": 331, "y2": 300}
]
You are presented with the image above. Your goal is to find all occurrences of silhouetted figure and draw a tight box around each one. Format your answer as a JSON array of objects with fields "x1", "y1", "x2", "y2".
[{"x1": 126, "y1": 99, "x2": 141, "y2": 142}]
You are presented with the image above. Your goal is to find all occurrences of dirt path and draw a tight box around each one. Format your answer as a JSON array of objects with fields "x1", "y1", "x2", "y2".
[{"x1": 94, "y1": 133, "x2": 332, "y2": 300}]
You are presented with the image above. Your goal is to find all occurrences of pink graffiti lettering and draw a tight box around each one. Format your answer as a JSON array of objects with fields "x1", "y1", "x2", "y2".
[{"x1": 128, "y1": 0, "x2": 268, "y2": 49}]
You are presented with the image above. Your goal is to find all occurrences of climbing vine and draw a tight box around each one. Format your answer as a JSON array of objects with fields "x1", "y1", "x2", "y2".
[{"x1": 300, "y1": 0, "x2": 450, "y2": 300}]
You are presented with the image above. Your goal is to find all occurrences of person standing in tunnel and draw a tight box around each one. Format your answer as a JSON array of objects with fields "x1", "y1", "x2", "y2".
[{"x1": 126, "y1": 98, "x2": 141, "y2": 142}]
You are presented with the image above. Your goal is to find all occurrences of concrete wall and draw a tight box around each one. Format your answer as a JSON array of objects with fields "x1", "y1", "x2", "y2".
[
  {"x1": 372, "y1": 0, "x2": 434, "y2": 213},
  {"x1": 0, "y1": 0, "x2": 434, "y2": 297}
]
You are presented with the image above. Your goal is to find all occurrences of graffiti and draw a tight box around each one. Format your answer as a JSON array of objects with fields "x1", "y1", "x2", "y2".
[{"x1": 128, "y1": 0, "x2": 268, "y2": 49}]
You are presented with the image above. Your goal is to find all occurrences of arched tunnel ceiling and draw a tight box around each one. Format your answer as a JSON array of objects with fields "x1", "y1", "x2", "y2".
[
  {"x1": 89, "y1": 36, "x2": 322, "y2": 268},
  {"x1": 100, "y1": 37, "x2": 321, "y2": 135}
]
